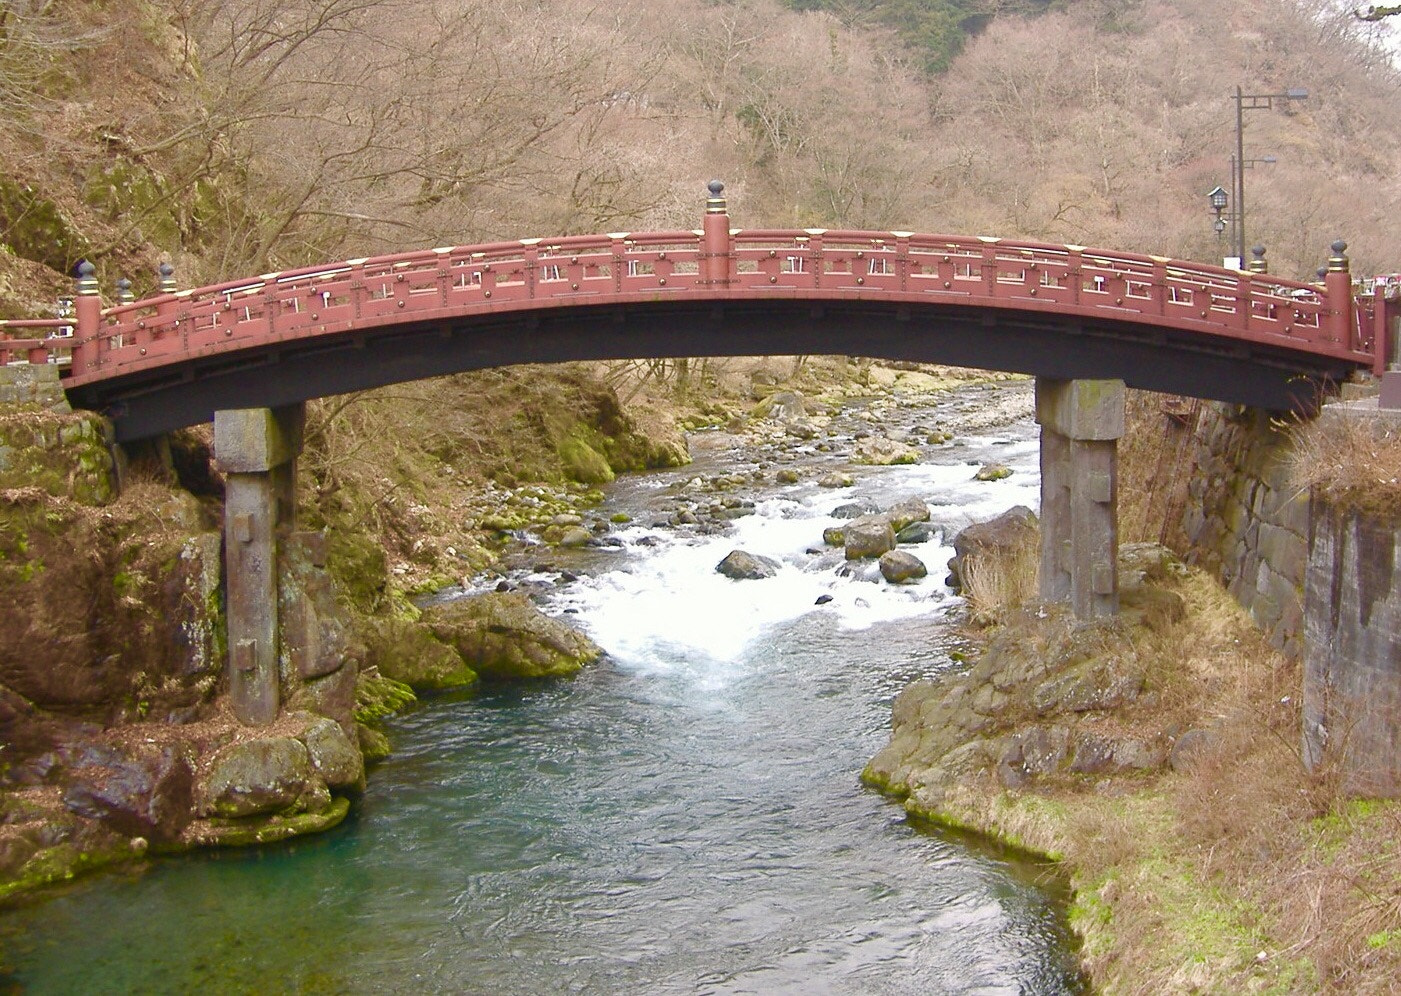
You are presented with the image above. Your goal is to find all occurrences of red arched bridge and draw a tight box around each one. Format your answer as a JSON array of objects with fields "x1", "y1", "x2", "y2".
[{"x1": 1, "y1": 183, "x2": 1389, "y2": 441}]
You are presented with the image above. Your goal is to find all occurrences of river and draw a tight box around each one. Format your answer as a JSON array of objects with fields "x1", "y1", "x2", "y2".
[{"x1": 1, "y1": 381, "x2": 1085, "y2": 994}]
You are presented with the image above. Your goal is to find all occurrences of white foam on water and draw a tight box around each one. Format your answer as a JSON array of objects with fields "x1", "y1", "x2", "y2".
[{"x1": 557, "y1": 424, "x2": 1041, "y2": 674}]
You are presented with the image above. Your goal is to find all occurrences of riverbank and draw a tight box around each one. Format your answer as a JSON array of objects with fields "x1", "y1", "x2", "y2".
[{"x1": 865, "y1": 537, "x2": 1401, "y2": 992}]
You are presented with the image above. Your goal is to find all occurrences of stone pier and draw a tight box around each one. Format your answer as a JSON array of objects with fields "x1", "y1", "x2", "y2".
[
  {"x1": 1035, "y1": 378, "x2": 1124, "y2": 619},
  {"x1": 213, "y1": 404, "x2": 305, "y2": 725}
]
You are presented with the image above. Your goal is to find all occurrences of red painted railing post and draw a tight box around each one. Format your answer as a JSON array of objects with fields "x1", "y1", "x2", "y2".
[
  {"x1": 73, "y1": 260, "x2": 101, "y2": 371},
  {"x1": 1324, "y1": 240, "x2": 1352, "y2": 346},
  {"x1": 1374, "y1": 293, "x2": 1390, "y2": 378},
  {"x1": 701, "y1": 180, "x2": 732, "y2": 288}
]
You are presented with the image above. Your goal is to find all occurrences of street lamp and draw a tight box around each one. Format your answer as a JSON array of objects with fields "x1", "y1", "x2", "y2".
[
  {"x1": 1207, "y1": 185, "x2": 1229, "y2": 236},
  {"x1": 1233, "y1": 85, "x2": 1308, "y2": 263}
]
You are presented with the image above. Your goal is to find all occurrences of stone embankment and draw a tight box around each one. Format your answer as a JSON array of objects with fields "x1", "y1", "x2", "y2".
[
  {"x1": 1180, "y1": 404, "x2": 1305, "y2": 656},
  {"x1": 864, "y1": 544, "x2": 1191, "y2": 809}
]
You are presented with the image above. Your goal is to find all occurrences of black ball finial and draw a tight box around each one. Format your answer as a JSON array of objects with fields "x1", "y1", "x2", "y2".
[
  {"x1": 77, "y1": 260, "x2": 95, "y2": 278},
  {"x1": 707, "y1": 179, "x2": 724, "y2": 196},
  {"x1": 1331, "y1": 239, "x2": 1348, "y2": 256}
]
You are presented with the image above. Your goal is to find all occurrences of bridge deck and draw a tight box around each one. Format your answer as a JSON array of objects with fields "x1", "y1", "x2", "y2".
[{"x1": 0, "y1": 198, "x2": 1383, "y2": 440}]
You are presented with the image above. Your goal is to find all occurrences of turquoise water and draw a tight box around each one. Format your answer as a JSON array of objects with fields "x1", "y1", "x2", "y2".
[{"x1": 2, "y1": 399, "x2": 1084, "y2": 993}]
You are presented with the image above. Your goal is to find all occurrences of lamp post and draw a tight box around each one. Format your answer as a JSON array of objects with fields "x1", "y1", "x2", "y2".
[
  {"x1": 1233, "y1": 85, "x2": 1307, "y2": 263},
  {"x1": 1208, "y1": 185, "x2": 1229, "y2": 243}
]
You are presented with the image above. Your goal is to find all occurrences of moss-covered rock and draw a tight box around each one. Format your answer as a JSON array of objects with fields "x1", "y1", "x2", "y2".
[
  {"x1": 197, "y1": 737, "x2": 318, "y2": 819},
  {"x1": 296, "y1": 715, "x2": 365, "y2": 791},
  {"x1": 326, "y1": 531, "x2": 390, "y2": 614},
  {"x1": 0, "y1": 409, "x2": 114, "y2": 505},
  {"x1": 363, "y1": 617, "x2": 478, "y2": 693},
  {"x1": 83, "y1": 158, "x2": 182, "y2": 247},
  {"x1": 557, "y1": 432, "x2": 615, "y2": 485},
  {"x1": 0, "y1": 176, "x2": 88, "y2": 272},
  {"x1": 353, "y1": 667, "x2": 417, "y2": 723},
  {"x1": 185, "y1": 796, "x2": 351, "y2": 848},
  {"x1": 423, "y1": 591, "x2": 602, "y2": 680}
]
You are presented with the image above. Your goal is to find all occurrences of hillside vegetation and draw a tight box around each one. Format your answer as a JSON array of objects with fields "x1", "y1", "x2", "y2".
[{"x1": 3, "y1": 0, "x2": 1400, "y2": 311}]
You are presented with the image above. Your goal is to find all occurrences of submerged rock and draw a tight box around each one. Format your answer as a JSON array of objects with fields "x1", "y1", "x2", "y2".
[
  {"x1": 716, "y1": 550, "x2": 781, "y2": 580},
  {"x1": 831, "y1": 501, "x2": 880, "y2": 519},
  {"x1": 896, "y1": 521, "x2": 937, "y2": 544}
]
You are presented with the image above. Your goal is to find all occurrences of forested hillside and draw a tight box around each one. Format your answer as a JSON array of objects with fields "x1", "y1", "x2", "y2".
[{"x1": 3, "y1": 0, "x2": 1400, "y2": 321}]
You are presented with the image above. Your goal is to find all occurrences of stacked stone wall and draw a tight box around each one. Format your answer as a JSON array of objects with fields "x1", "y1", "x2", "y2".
[
  {"x1": 1179, "y1": 404, "x2": 1307, "y2": 657},
  {"x1": 0, "y1": 364, "x2": 72, "y2": 412}
]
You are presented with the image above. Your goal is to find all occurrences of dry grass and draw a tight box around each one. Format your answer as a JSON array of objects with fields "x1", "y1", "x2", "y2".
[
  {"x1": 933, "y1": 563, "x2": 1401, "y2": 994},
  {"x1": 1287, "y1": 408, "x2": 1401, "y2": 517},
  {"x1": 961, "y1": 526, "x2": 1039, "y2": 626},
  {"x1": 1118, "y1": 390, "x2": 1202, "y2": 549}
]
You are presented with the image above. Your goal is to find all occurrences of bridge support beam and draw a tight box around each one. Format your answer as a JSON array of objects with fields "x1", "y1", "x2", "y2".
[
  {"x1": 1035, "y1": 378, "x2": 1124, "y2": 619},
  {"x1": 213, "y1": 404, "x2": 305, "y2": 726}
]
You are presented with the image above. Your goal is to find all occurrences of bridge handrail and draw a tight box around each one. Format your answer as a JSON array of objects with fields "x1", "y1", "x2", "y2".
[{"x1": 2, "y1": 226, "x2": 1376, "y2": 381}]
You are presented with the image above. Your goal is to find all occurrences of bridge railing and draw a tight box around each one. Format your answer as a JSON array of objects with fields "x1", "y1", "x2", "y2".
[
  {"x1": 0, "y1": 318, "x2": 76, "y2": 366},
  {"x1": 2, "y1": 221, "x2": 1376, "y2": 385}
]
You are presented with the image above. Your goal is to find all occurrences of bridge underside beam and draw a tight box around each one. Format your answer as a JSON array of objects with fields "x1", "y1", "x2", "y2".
[
  {"x1": 69, "y1": 300, "x2": 1350, "y2": 441},
  {"x1": 1036, "y1": 378, "x2": 1124, "y2": 620}
]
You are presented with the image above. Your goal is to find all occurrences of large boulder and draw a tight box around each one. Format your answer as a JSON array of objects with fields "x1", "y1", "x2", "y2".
[
  {"x1": 296, "y1": 715, "x2": 365, "y2": 791},
  {"x1": 853, "y1": 437, "x2": 919, "y2": 466},
  {"x1": 947, "y1": 506, "x2": 1038, "y2": 592},
  {"x1": 886, "y1": 498, "x2": 931, "y2": 533},
  {"x1": 879, "y1": 550, "x2": 928, "y2": 584},
  {"x1": 198, "y1": 737, "x2": 319, "y2": 819},
  {"x1": 363, "y1": 617, "x2": 478, "y2": 693},
  {"x1": 844, "y1": 515, "x2": 896, "y2": 560},
  {"x1": 716, "y1": 550, "x2": 781, "y2": 580},
  {"x1": 61, "y1": 741, "x2": 196, "y2": 841},
  {"x1": 423, "y1": 592, "x2": 603, "y2": 680}
]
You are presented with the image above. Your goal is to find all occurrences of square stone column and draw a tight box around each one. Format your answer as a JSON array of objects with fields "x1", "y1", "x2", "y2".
[
  {"x1": 214, "y1": 404, "x2": 305, "y2": 725},
  {"x1": 1035, "y1": 378, "x2": 1124, "y2": 619}
]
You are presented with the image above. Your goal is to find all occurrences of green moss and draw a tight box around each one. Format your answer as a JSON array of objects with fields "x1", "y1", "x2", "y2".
[
  {"x1": 0, "y1": 840, "x2": 136, "y2": 905},
  {"x1": 1367, "y1": 930, "x2": 1398, "y2": 949},
  {"x1": 0, "y1": 176, "x2": 88, "y2": 272},
  {"x1": 206, "y1": 583, "x2": 227, "y2": 665},
  {"x1": 858, "y1": 762, "x2": 906, "y2": 797},
  {"x1": 357, "y1": 722, "x2": 392, "y2": 763},
  {"x1": 327, "y1": 532, "x2": 389, "y2": 614},
  {"x1": 353, "y1": 669, "x2": 417, "y2": 724},
  {"x1": 557, "y1": 433, "x2": 614, "y2": 485},
  {"x1": 197, "y1": 797, "x2": 351, "y2": 847},
  {"x1": 366, "y1": 617, "x2": 478, "y2": 693},
  {"x1": 83, "y1": 159, "x2": 182, "y2": 246}
]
